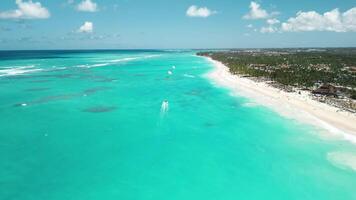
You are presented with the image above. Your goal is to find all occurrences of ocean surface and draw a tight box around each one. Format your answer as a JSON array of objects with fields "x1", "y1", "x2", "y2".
[{"x1": 1, "y1": 50, "x2": 356, "y2": 200}]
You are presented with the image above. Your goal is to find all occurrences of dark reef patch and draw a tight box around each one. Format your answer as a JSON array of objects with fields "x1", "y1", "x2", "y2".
[
  {"x1": 133, "y1": 74, "x2": 145, "y2": 77},
  {"x1": 25, "y1": 87, "x2": 50, "y2": 92},
  {"x1": 14, "y1": 93, "x2": 82, "y2": 107},
  {"x1": 83, "y1": 86, "x2": 112, "y2": 95},
  {"x1": 79, "y1": 74, "x2": 118, "y2": 83},
  {"x1": 82, "y1": 106, "x2": 117, "y2": 113},
  {"x1": 29, "y1": 79, "x2": 52, "y2": 83},
  {"x1": 14, "y1": 86, "x2": 113, "y2": 108},
  {"x1": 34, "y1": 93, "x2": 82, "y2": 103},
  {"x1": 95, "y1": 78, "x2": 118, "y2": 82}
]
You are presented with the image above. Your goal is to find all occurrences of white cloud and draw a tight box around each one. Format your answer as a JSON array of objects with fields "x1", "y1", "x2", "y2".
[
  {"x1": 77, "y1": 0, "x2": 98, "y2": 12},
  {"x1": 259, "y1": 18, "x2": 280, "y2": 33},
  {"x1": 281, "y1": 7, "x2": 356, "y2": 32},
  {"x1": 0, "y1": 0, "x2": 50, "y2": 19},
  {"x1": 78, "y1": 21, "x2": 93, "y2": 33},
  {"x1": 186, "y1": 5, "x2": 216, "y2": 18},
  {"x1": 267, "y1": 18, "x2": 280, "y2": 25},
  {"x1": 344, "y1": 8, "x2": 356, "y2": 31},
  {"x1": 247, "y1": 24, "x2": 253, "y2": 28},
  {"x1": 243, "y1": 1, "x2": 269, "y2": 19},
  {"x1": 260, "y1": 26, "x2": 277, "y2": 33}
]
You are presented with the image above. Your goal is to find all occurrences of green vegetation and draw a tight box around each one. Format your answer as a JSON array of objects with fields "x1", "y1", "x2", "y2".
[
  {"x1": 351, "y1": 90, "x2": 356, "y2": 100},
  {"x1": 198, "y1": 49, "x2": 356, "y2": 99}
]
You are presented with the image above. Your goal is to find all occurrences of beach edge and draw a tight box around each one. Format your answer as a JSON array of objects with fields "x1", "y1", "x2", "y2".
[{"x1": 203, "y1": 56, "x2": 356, "y2": 144}]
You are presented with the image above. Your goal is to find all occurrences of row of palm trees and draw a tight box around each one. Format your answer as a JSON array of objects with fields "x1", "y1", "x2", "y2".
[{"x1": 198, "y1": 51, "x2": 356, "y2": 99}]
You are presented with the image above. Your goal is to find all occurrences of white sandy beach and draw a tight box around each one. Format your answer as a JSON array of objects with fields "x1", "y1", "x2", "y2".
[{"x1": 205, "y1": 57, "x2": 356, "y2": 144}]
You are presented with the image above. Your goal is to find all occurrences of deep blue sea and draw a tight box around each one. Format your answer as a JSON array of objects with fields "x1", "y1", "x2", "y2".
[{"x1": 1, "y1": 50, "x2": 356, "y2": 200}]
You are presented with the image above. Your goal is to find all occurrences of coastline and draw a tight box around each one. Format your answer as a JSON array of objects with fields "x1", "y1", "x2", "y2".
[{"x1": 204, "y1": 56, "x2": 356, "y2": 144}]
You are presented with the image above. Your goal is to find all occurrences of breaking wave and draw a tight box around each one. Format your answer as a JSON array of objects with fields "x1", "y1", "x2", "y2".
[
  {"x1": 0, "y1": 65, "x2": 43, "y2": 77},
  {"x1": 107, "y1": 55, "x2": 161, "y2": 63},
  {"x1": 327, "y1": 151, "x2": 356, "y2": 172},
  {"x1": 242, "y1": 102, "x2": 259, "y2": 107},
  {"x1": 75, "y1": 55, "x2": 161, "y2": 69},
  {"x1": 183, "y1": 74, "x2": 195, "y2": 78}
]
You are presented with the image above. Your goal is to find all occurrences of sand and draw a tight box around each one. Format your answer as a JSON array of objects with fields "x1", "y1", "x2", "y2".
[{"x1": 205, "y1": 57, "x2": 356, "y2": 144}]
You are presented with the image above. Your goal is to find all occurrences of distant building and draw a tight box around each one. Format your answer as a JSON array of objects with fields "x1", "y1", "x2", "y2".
[{"x1": 312, "y1": 84, "x2": 338, "y2": 96}]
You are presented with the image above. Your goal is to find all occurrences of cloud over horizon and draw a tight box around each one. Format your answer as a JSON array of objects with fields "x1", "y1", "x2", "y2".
[
  {"x1": 77, "y1": 0, "x2": 98, "y2": 12},
  {"x1": 78, "y1": 21, "x2": 93, "y2": 33},
  {"x1": 186, "y1": 5, "x2": 216, "y2": 18},
  {"x1": 281, "y1": 7, "x2": 356, "y2": 32},
  {"x1": 243, "y1": 1, "x2": 271, "y2": 20},
  {"x1": 242, "y1": 1, "x2": 356, "y2": 34},
  {"x1": 0, "y1": 0, "x2": 50, "y2": 19},
  {"x1": 1, "y1": 1, "x2": 355, "y2": 49}
]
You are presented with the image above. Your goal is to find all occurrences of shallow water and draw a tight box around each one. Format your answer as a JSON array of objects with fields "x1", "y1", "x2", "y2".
[{"x1": 1, "y1": 50, "x2": 356, "y2": 200}]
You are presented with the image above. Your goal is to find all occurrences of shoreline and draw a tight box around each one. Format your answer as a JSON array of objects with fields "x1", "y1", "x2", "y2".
[{"x1": 204, "y1": 56, "x2": 356, "y2": 144}]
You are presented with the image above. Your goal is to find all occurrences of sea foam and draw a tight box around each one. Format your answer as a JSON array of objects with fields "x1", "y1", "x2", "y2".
[
  {"x1": 0, "y1": 65, "x2": 42, "y2": 77},
  {"x1": 327, "y1": 151, "x2": 356, "y2": 171},
  {"x1": 74, "y1": 55, "x2": 161, "y2": 69},
  {"x1": 183, "y1": 74, "x2": 195, "y2": 78}
]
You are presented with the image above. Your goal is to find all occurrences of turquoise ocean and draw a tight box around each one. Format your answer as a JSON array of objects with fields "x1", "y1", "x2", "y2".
[{"x1": 1, "y1": 50, "x2": 356, "y2": 199}]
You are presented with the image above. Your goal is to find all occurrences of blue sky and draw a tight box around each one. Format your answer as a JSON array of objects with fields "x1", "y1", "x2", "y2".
[{"x1": 0, "y1": 0, "x2": 355, "y2": 50}]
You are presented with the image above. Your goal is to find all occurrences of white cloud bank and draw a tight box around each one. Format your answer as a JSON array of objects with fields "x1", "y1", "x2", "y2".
[
  {"x1": 243, "y1": 1, "x2": 270, "y2": 19},
  {"x1": 260, "y1": 18, "x2": 280, "y2": 33},
  {"x1": 0, "y1": 0, "x2": 50, "y2": 19},
  {"x1": 260, "y1": 26, "x2": 278, "y2": 33},
  {"x1": 186, "y1": 5, "x2": 216, "y2": 18},
  {"x1": 77, "y1": 0, "x2": 98, "y2": 12},
  {"x1": 281, "y1": 7, "x2": 356, "y2": 32},
  {"x1": 267, "y1": 18, "x2": 280, "y2": 25},
  {"x1": 78, "y1": 21, "x2": 93, "y2": 33}
]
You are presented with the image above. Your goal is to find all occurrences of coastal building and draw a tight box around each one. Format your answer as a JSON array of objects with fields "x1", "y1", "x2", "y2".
[{"x1": 312, "y1": 84, "x2": 338, "y2": 96}]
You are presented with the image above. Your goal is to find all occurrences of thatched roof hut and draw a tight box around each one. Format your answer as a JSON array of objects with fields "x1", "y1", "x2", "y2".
[
  {"x1": 349, "y1": 67, "x2": 356, "y2": 73},
  {"x1": 312, "y1": 84, "x2": 337, "y2": 96}
]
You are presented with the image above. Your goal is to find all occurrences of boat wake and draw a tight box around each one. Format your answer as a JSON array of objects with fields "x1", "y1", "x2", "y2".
[{"x1": 160, "y1": 100, "x2": 169, "y2": 115}]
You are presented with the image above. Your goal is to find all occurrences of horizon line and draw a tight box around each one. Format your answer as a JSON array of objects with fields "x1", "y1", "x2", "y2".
[{"x1": 1, "y1": 47, "x2": 356, "y2": 51}]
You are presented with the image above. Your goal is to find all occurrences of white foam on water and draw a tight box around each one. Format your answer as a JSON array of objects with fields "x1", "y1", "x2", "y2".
[
  {"x1": 0, "y1": 65, "x2": 35, "y2": 69},
  {"x1": 242, "y1": 102, "x2": 259, "y2": 107},
  {"x1": 75, "y1": 63, "x2": 109, "y2": 68},
  {"x1": 76, "y1": 55, "x2": 161, "y2": 69},
  {"x1": 310, "y1": 115, "x2": 356, "y2": 144},
  {"x1": 327, "y1": 151, "x2": 356, "y2": 172},
  {"x1": 52, "y1": 66, "x2": 67, "y2": 70},
  {"x1": 167, "y1": 71, "x2": 173, "y2": 75},
  {"x1": 143, "y1": 55, "x2": 161, "y2": 59},
  {"x1": 89, "y1": 63, "x2": 110, "y2": 68},
  {"x1": 108, "y1": 57, "x2": 139, "y2": 63},
  {"x1": 76, "y1": 64, "x2": 89, "y2": 68},
  {"x1": 108, "y1": 55, "x2": 160, "y2": 63},
  {"x1": 0, "y1": 65, "x2": 43, "y2": 77},
  {"x1": 160, "y1": 100, "x2": 169, "y2": 116},
  {"x1": 183, "y1": 74, "x2": 195, "y2": 78}
]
